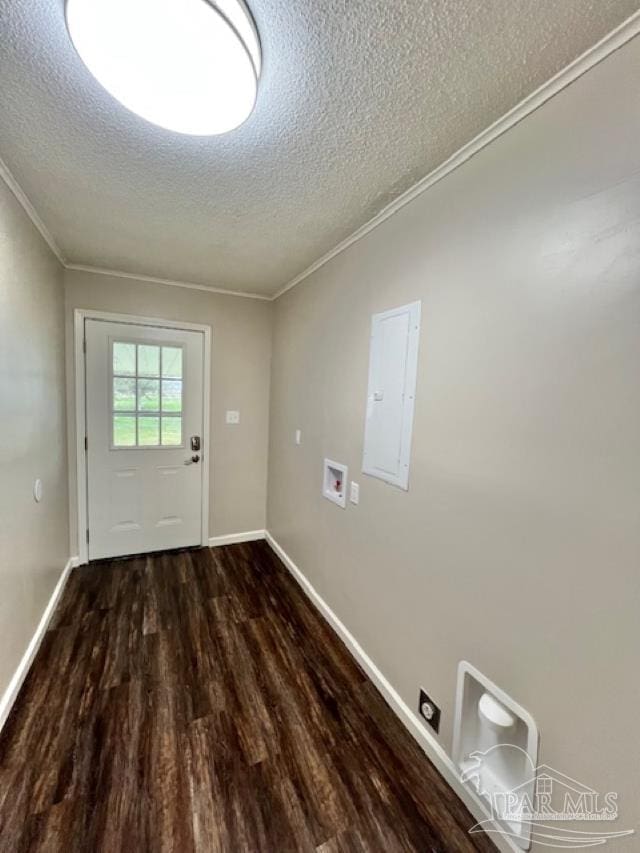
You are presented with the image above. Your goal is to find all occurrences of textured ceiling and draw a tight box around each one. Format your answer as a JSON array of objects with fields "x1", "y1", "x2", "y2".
[{"x1": 1, "y1": 0, "x2": 639, "y2": 297}]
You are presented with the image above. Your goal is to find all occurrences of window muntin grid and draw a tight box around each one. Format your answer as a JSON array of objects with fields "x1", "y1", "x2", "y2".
[{"x1": 111, "y1": 341, "x2": 184, "y2": 448}]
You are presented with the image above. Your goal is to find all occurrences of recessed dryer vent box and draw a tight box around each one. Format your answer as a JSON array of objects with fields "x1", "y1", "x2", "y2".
[
  {"x1": 452, "y1": 661, "x2": 539, "y2": 851},
  {"x1": 323, "y1": 459, "x2": 347, "y2": 508}
]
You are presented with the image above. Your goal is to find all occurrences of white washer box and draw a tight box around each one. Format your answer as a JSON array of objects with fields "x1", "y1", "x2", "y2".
[{"x1": 323, "y1": 459, "x2": 348, "y2": 508}]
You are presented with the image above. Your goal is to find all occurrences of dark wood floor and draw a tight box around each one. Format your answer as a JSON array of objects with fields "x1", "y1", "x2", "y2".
[{"x1": 0, "y1": 541, "x2": 494, "y2": 852}]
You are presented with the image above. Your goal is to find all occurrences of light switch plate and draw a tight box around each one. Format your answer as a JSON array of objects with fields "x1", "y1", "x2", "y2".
[
  {"x1": 226, "y1": 410, "x2": 240, "y2": 424},
  {"x1": 295, "y1": 429, "x2": 302, "y2": 445},
  {"x1": 350, "y1": 481, "x2": 360, "y2": 505}
]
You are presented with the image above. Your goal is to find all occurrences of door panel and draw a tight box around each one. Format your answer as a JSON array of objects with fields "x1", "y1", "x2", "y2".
[{"x1": 86, "y1": 319, "x2": 205, "y2": 560}]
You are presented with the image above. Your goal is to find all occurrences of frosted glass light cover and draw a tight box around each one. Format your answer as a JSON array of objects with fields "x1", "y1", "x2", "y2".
[{"x1": 66, "y1": 0, "x2": 261, "y2": 135}]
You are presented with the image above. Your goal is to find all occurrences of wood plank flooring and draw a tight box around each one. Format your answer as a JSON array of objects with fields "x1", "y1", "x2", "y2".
[{"x1": 0, "y1": 541, "x2": 495, "y2": 852}]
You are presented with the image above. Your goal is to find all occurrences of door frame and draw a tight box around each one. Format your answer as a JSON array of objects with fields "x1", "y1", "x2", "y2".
[{"x1": 73, "y1": 309, "x2": 212, "y2": 565}]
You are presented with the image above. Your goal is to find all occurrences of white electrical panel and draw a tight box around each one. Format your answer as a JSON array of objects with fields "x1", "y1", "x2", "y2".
[{"x1": 362, "y1": 301, "x2": 421, "y2": 490}]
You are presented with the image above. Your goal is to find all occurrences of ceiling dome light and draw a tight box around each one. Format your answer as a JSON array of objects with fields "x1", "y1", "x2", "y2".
[{"x1": 66, "y1": 0, "x2": 261, "y2": 135}]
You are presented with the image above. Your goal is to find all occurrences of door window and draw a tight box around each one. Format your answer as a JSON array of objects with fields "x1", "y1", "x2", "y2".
[{"x1": 111, "y1": 341, "x2": 183, "y2": 448}]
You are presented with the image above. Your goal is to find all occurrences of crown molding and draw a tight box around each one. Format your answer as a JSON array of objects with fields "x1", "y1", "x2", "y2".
[
  {"x1": 64, "y1": 263, "x2": 272, "y2": 300},
  {"x1": 273, "y1": 10, "x2": 640, "y2": 301},
  {"x1": 0, "y1": 154, "x2": 67, "y2": 265},
  {"x1": 0, "y1": 156, "x2": 271, "y2": 301}
]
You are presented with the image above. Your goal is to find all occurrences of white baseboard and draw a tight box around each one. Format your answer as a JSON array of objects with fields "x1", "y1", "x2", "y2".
[
  {"x1": 208, "y1": 529, "x2": 266, "y2": 548},
  {"x1": 0, "y1": 556, "x2": 77, "y2": 734},
  {"x1": 265, "y1": 532, "x2": 518, "y2": 853}
]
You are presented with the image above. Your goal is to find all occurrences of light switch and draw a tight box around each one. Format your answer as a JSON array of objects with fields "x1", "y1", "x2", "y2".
[
  {"x1": 295, "y1": 429, "x2": 302, "y2": 445},
  {"x1": 350, "y1": 481, "x2": 360, "y2": 505},
  {"x1": 226, "y1": 410, "x2": 240, "y2": 424}
]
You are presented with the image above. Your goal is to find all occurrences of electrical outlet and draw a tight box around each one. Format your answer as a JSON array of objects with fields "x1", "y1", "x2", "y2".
[
  {"x1": 418, "y1": 689, "x2": 441, "y2": 734},
  {"x1": 226, "y1": 410, "x2": 240, "y2": 424},
  {"x1": 349, "y1": 481, "x2": 360, "y2": 505}
]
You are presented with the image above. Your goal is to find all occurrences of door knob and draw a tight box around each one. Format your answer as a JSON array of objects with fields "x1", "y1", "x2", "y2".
[{"x1": 184, "y1": 454, "x2": 200, "y2": 465}]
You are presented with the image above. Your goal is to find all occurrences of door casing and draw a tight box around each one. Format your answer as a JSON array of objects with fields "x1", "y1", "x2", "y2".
[{"x1": 73, "y1": 309, "x2": 211, "y2": 564}]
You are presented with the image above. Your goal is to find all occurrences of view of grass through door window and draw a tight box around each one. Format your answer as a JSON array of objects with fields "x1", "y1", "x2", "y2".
[{"x1": 112, "y1": 342, "x2": 183, "y2": 447}]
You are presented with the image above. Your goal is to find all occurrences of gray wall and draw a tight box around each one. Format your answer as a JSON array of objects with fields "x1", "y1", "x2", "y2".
[
  {"x1": 0, "y1": 180, "x2": 68, "y2": 700},
  {"x1": 65, "y1": 270, "x2": 272, "y2": 550},
  {"x1": 267, "y1": 34, "x2": 640, "y2": 845}
]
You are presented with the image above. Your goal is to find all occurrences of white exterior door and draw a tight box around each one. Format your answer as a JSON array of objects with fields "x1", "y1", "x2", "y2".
[{"x1": 85, "y1": 319, "x2": 206, "y2": 560}]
